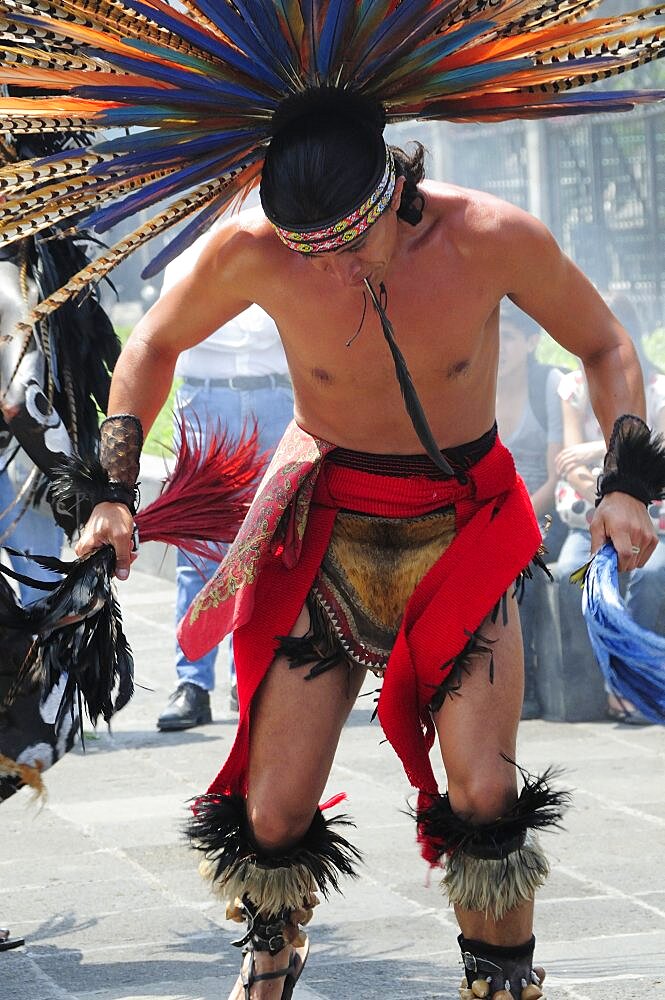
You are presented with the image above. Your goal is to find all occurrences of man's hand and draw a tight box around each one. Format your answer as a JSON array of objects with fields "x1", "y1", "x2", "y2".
[
  {"x1": 75, "y1": 501, "x2": 135, "y2": 580},
  {"x1": 555, "y1": 441, "x2": 604, "y2": 477},
  {"x1": 590, "y1": 493, "x2": 658, "y2": 572}
]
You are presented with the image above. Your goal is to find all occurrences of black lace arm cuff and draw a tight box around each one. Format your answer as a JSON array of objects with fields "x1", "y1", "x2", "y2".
[
  {"x1": 595, "y1": 414, "x2": 665, "y2": 507},
  {"x1": 98, "y1": 413, "x2": 143, "y2": 514}
]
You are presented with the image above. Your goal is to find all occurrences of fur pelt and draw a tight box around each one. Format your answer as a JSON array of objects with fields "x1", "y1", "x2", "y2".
[
  {"x1": 277, "y1": 508, "x2": 457, "y2": 679},
  {"x1": 598, "y1": 414, "x2": 665, "y2": 504},
  {"x1": 444, "y1": 829, "x2": 549, "y2": 921},
  {"x1": 187, "y1": 793, "x2": 361, "y2": 915}
]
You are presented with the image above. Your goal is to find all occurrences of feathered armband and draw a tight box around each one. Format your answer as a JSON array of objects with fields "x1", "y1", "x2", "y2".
[{"x1": 596, "y1": 414, "x2": 665, "y2": 507}]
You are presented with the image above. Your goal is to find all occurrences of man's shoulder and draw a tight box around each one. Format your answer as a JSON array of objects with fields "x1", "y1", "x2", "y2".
[
  {"x1": 203, "y1": 206, "x2": 286, "y2": 276},
  {"x1": 421, "y1": 181, "x2": 539, "y2": 247},
  {"x1": 207, "y1": 206, "x2": 277, "y2": 256}
]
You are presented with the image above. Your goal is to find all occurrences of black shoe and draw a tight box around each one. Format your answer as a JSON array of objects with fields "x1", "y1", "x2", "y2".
[
  {"x1": 229, "y1": 683, "x2": 239, "y2": 713},
  {"x1": 157, "y1": 683, "x2": 212, "y2": 731},
  {"x1": 0, "y1": 928, "x2": 24, "y2": 951}
]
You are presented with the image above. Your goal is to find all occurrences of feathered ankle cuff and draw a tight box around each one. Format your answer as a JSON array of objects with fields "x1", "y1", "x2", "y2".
[
  {"x1": 186, "y1": 793, "x2": 362, "y2": 942},
  {"x1": 417, "y1": 767, "x2": 570, "y2": 922},
  {"x1": 596, "y1": 414, "x2": 665, "y2": 507}
]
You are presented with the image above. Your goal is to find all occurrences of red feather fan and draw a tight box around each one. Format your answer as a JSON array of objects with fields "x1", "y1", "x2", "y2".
[{"x1": 136, "y1": 415, "x2": 269, "y2": 559}]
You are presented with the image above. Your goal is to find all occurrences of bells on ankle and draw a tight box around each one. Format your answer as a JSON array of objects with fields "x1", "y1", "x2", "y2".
[
  {"x1": 459, "y1": 965, "x2": 545, "y2": 1000},
  {"x1": 226, "y1": 893, "x2": 319, "y2": 950}
]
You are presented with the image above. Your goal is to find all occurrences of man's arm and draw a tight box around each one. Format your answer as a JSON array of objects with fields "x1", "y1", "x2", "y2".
[
  {"x1": 76, "y1": 222, "x2": 257, "y2": 576},
  {"x1": 498, "y1": 208, "x2": 645, "y2": 440},
  {"x1": 493, "y1": 204, "x2": 656, "y2": 570}
]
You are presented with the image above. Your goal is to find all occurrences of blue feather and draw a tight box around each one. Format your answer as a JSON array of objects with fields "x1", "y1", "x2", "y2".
[
  {"x1": 73, "y1": 84, "x2": 278, "y2": 113},
  {"x1": 140, "y1": 176, "x2": 256, "y2": 279},
  {"x1": 582, "y1": 543, "x2": 665, "y2": 725},
  {"x1": 433, "y1": 90, "x2": 665, "y2": 123},
  {"x1": 318, "y1": 0, "x2": 356, "y2": 79},
  {"x1": 387, "y1": 57, "x2": 531, "y2": 100},
  {"x1": 231, "y1": 0, "x2": 297, "y2": 79},
  {"x1": 369, "y1": 21, "x2": 494, "y2": 91},
  {"x1": 83, "y1": 147, "x2": 254, "y2": 233},
  {"x1": 351, "y1": 0, "x2": 455, "y2": 81},
  {"x1": 85, "y1": 47, "x2": 275, "y2": 104},
  {"x1": 88, "y1": 132, "x2": 258, "y2": 176},
  {"x1": 92, "y1": 128, "x2": 256, "y2": 158},
  {"x1": 174, "y1": 0, "x2": 290, "y2": 88},
  {"x1": 119, "y1": 0, "x2": 286, "y2": 89}
]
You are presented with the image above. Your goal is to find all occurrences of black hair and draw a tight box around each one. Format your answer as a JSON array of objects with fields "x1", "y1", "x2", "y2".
[{"x1": 261, "y1": 91, "x2": 425, "y2": 230}]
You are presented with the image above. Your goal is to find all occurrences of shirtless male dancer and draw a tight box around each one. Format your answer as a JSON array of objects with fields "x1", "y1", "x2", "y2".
[{"x1": 76, "y1": 102, "x2": 658, "y2": 1000}]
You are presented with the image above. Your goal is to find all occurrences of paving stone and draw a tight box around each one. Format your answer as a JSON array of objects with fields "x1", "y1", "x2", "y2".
[{"x1": 3, "y1": 566, "x2": 664, "y2": 1000}]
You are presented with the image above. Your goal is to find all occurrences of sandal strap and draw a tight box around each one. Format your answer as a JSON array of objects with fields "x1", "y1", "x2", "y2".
[
  {"x1": 232, "y1": 898, "x2": 289, "y2": 955},
  {"x1": 459, "y1": 934, "x2": 539, "y2": 996},
  {"x1": 251, "y1": 965, "x2": 293, "y2": 983},
  {"x1": 241, "y1": 949, "x2": 295, "y2": 992}
]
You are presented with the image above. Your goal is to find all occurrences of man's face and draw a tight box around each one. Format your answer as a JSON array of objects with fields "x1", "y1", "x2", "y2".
[
  {"x1": 498, "y1": 323, "x2": 537, "y2": 379},
  {"x1": 303, "y1": 176, "x2": 405, "y2": 288}
]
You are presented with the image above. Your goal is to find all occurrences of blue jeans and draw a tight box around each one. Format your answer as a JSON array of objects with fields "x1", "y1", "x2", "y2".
[
  {"x1": 555, "y1": 528, "x2": 665, "y2": 634},
  {"x1": 0, "y1": 465, "x2": 64, "y2": 605},
  {"x1": 174, "y1": 379, "x2": 294, "y2": 690}
]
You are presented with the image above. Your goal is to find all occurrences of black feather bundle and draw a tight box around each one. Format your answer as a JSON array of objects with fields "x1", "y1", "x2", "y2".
[
  {"x1": 187, "y1": 793, "x2": 362, "y2": 901},
  {"x1": 417, "y1": 762, "x2": 571, "y2": 863},
  {"x1": 364, "y1": 280, "x2": 456, "y2": 479},
  {"x1": 0, "y1": 547, "x2": 133, "y2": 730},
  {"x1": 275, "y1": 593, "x2": 348, "y2": 679},
  {"x1": 597, "y1": 414, "x2": 665, "y2": 505},
  {"x1": 30, "y1": 232, "x2": 121, "y2": 461}
]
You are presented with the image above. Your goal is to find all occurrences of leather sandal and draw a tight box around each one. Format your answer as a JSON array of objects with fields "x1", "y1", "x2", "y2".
[
  {"x1": 459, "y1": 935, "x2": 546, "y2": 999},
  {"x1": 227, "y1": 936, "x2": 310, "y2": 1000}
]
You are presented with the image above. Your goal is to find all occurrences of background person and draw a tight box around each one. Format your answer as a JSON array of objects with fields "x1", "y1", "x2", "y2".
[
  {"x1": 496, "y1": 302, "x2": 564, "y2": 718},
  {"x1": 156, "y1": 209, "x2": 293, "y2": 732},
  {"x1": 554, "y1": 292, "x2": 665, "y2": 723}
]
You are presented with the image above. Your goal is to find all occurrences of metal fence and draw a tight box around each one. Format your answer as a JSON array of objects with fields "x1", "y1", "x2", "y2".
[{"x1": 391, "y1": 107, "x2": 665, "y2": 330}]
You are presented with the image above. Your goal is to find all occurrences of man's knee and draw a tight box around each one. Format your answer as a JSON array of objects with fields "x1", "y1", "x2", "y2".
[
  {"x1": 248, "y1": 800, "x2": 316, "y2": 851},
  {"x1": 448, "y1": 774, "x2": 517, "y2": 825}
]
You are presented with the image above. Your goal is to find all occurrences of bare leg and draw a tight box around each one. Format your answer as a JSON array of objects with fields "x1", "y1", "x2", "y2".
[
  {"x1": 230, "y1": 604, "x2": 365, "y2": 999},
  {"x1": 434, "y1": 596, "x2": 534, "y2": 948}
]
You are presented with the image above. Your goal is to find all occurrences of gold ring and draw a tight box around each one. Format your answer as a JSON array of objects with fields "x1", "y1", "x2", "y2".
[{"x1": 631, "y1": 545, "x2": 640, "y2": 555}]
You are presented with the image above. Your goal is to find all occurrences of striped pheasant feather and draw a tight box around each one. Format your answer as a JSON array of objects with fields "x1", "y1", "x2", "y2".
[{"x1": 0, "y1": 0, "x2": 663, "y2": 328}]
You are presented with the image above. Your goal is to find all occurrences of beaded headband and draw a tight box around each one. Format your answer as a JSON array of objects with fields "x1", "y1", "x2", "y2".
[{"x1": 272, "y1": 149, "x2": 396, "y2": 254}]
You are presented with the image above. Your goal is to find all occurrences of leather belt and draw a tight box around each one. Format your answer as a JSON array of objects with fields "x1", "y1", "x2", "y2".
[{"x1": 183, "y1": 373, "x2": 291, "y2": 390}]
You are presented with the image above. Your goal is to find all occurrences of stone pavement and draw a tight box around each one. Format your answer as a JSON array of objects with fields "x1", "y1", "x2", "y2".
[{"x1": 2, "y1": 566, "x2": 665, "y2": 1000}]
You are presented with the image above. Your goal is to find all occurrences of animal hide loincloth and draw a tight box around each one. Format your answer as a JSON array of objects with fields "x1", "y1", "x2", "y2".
[{"x1": 297, "y1": 509, "x2": 457, "y2": 676}]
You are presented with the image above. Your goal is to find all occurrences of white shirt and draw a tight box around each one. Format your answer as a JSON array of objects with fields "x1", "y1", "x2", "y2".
[{"x1": 160, "y1": 197, "x2": 288, "y2": 380}]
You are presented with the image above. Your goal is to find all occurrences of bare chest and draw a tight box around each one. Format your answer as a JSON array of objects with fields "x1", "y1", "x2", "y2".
[
  {"x1": 274, "y1": 264, "x2": 498, "y2": 394},
  {"x1": 251, "y1": 226, "x2": 505, "y2": 449}
]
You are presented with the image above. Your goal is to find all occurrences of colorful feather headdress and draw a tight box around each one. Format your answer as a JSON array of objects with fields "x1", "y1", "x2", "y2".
[{"x1": 0, "y1": 0, "x2": 664, "y2": 330}]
